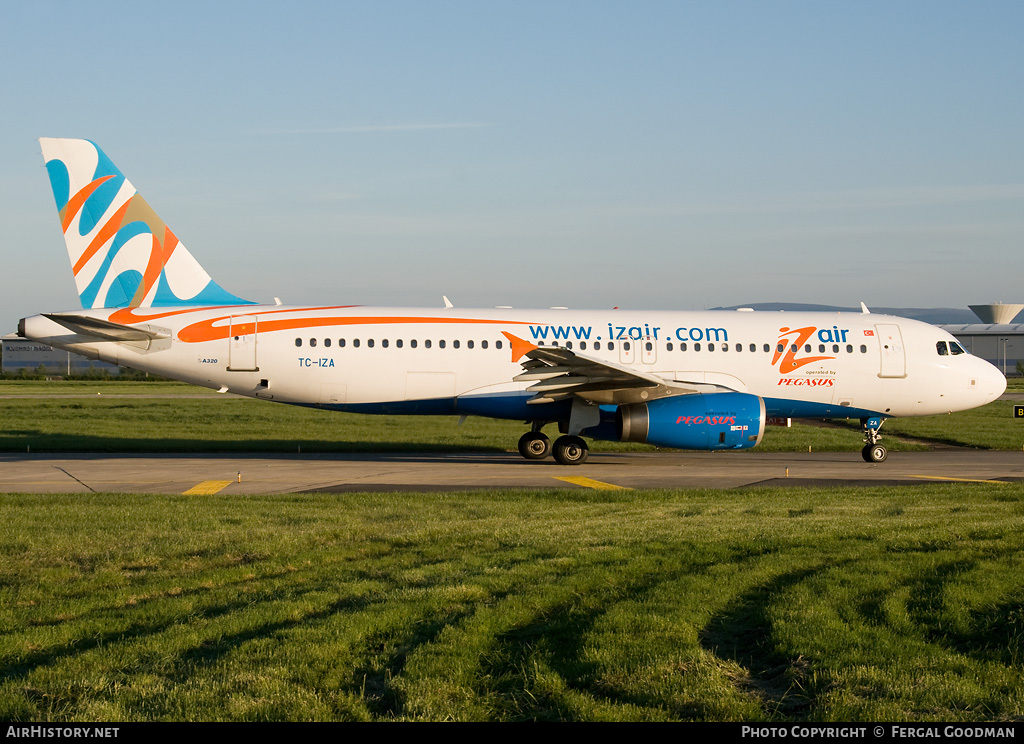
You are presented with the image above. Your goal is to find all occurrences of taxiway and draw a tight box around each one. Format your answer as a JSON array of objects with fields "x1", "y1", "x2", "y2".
[{"x1": 1, "y1": 449, "x2": 1022, "y2": 494}]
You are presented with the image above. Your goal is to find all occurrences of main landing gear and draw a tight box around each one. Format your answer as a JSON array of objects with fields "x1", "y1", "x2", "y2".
[
  {"x1": 517, "y1": 426, "x2": 589, "y2": 466},
  {"x1": 861, "y1": 416, "x2": 887, "y2": 463}
]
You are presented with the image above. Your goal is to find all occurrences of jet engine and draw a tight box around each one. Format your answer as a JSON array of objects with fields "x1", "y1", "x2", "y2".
[{"x1": 615, "y1": 392, "x2": 765, "y2": 451}]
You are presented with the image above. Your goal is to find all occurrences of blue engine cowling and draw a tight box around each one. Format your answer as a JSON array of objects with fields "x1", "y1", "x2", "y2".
[{"x1": 614, "y1": 392, "x2": 766, "y2": 450}]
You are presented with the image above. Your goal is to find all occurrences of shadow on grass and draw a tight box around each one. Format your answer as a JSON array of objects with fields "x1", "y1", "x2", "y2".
[
  {"x1": 698, "y1": 565, "x2": 831, "y2": 720},
  {"x1": 0, "y1": 433, "x2": 506, "y2": 454}
]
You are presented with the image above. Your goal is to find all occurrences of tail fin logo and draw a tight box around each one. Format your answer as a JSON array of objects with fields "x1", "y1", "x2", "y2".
[{"x1": 40, "y1": 138, "x2": 253, "y2": 310}]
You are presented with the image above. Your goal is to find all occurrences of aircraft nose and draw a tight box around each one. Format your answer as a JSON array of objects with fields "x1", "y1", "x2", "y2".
[{"x1": 977, "y1": 358, "x2": 1007, "y2": 403}]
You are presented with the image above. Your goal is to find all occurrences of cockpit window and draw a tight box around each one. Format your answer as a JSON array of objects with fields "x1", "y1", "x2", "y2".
[
  {"x1": 950, "y1": 342, "x2": 967, "y2": 355},
  {"x1": 936, "y1": 341, "x2": 948, "y2": 356}
]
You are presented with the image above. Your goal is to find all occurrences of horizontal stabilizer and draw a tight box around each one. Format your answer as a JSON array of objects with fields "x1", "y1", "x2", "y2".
[{"x1": 42, "y1": 313, "x2": 169, "y2": 342}]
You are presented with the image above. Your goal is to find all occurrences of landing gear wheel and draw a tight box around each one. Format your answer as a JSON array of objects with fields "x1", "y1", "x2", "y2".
[
  {"x1": 553, "y1": 435, "x2": 589, "y2": 466},
  {"x1": 518, "y1": 431, "x2": 551, "y2": 460},
  {"x1": 862, "y1": 443, "x2": 887, "y2": 463}
]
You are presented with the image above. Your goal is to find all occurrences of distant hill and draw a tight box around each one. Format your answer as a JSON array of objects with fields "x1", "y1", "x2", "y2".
[{"x1": 710, "y1": 303, "x2": 981, "y2": 325}]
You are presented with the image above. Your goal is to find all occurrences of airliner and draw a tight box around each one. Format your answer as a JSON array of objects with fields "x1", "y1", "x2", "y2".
[{"x1": 18, "y1": 139, "x2": 1006, "y2": 465}]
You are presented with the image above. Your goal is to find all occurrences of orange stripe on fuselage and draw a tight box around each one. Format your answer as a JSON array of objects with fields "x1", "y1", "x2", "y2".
[
  {"x1": 105, "y1": 306, "x2": 530, "y2": 344},
  {"x1": 178, "y1": 315, "x2": 531, "y2": 343},
  {"x1": 109, "y1": 304, "x2": 362, "y2": 325}
]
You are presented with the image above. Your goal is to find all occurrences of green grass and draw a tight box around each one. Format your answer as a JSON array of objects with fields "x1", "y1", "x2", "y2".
[
  {"x1": 4, "y1": 380, "x2": 1021, "y2": 453},
  {"x1": 1, "y1": 485, "x2": 1023, "y2": 721}
]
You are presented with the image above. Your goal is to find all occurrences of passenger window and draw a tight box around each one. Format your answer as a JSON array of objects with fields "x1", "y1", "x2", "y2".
[
  {"x1": 860, "y1": 345, "x2": 867, "y2": 353},
  {"x1": 846, "y1": 344, "x2": 852, "y2": 353},
  {"x1": 708, "y1": 343, "x2": 715, "y2": 352},
  {"x1": 496, "y1": 340, "x2": 503, "y2": 349},
  {"x1": 645, "y1": 342, "x2": 653, "y2": 352},
  {"x1": 804, "y1": 344, "x2": 811, "y2": 353},
  {"x1": 937, "y1": 341, "x2": 949, "y2": 356},
  {"x1": 818, "y1": 344, "x2": 825, "y2": 353},
  {"x1": 566, "y1": 342, "x2": 573, "y2": 349},
  {"x1": 411, "y1": 339, "x2": 417, "y2": 348},
  {"x1": 295, "y1": 338, "x2": 302, "y2": 347},
  {"x1": 324, "y1": 338, "x2": 331, "y2": 348},
  {"x1": 339, "y1": 339, "x2": 346, "y2": 348},
  {"x1": 396, "y1": 339, "x2": 403, "y2": 348},
  {"x1": 439, "y1": 340, "x2": 446, "y2": 349},
  {"x1": 382, "y1": 339, "x2": 389, "y2": 348},
  {"x1": 832, "y1": 344, "x2": 839, "y2": 353},
  {"x1": 694, "y1": 343, "x2": 702, "y2": 352},
  {"x1": 310, "y1": 338, "x2": 317, "y2": 348},
  {"x1": 680, "y1": 342, "x2": 687, "y2": 352},
  {"x1": 353, "y1": 339, "x2": 360, "y2": 348},
  {"x1": 482, "y1": 340, "x2": 488, "y2": 349},
  {"x1": 453, "y1": 340, "x2": 460, "y2": 349},
  {"x1": 763, "y1": 344, "x2": 770, "y2": 352},
  {"x1": 368, "y1": 339, "x2": 374, "y2": 348},
  {"x1": 777, "y1": 344, "x2": 785, "y2": 353},
  {"x1": 667, "y1": 342, "x2": 674, "y2": 351},
  {"x1": 624, "y1": 341, "x2": 631, "y2": 351},
  {"x1": 425, "y1": 340, "x2": 431, "y2": 349}
]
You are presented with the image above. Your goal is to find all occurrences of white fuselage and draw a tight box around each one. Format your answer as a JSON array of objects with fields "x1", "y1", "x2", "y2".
[{"x1": 20, "y1": 304, "x2": 1006, "y2": 423}]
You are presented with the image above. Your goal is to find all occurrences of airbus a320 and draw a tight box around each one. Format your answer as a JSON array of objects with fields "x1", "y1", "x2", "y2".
[{"x1": 18, "y1": 139, "x2": 1006, "y2": 464}]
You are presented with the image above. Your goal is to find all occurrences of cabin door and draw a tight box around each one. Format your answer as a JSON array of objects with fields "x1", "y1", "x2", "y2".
[
  {"x1": 227, "y1": 315, "x2": 259, "y2": 371},
  {"x1": 875, "y1": 324, "x2": 906, "y2": 378}
]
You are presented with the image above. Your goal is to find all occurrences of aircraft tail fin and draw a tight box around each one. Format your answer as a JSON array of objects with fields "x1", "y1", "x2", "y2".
[{"x1": 38, "y1": 138, "x2": 254, "y2": 309}]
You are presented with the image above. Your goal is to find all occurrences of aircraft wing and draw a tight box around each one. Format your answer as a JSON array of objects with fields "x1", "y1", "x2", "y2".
[{"x1": 503, "y1": 332, "x2": 732, "y2": 406}]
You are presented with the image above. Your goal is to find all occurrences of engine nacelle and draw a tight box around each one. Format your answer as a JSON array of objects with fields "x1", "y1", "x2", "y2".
[{"x1": 616, "y1": 392, "x2": 766, "y2": 451}]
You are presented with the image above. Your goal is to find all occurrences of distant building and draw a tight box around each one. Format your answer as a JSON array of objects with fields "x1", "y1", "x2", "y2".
[
  {"x1": 1, "y1": 334, "x2": 121, "y2": 376},
  {"x1": 940, "y1": 324, "x2": 1024, "y2": 377},
  {"x1": 938, "y1": 304, "x2": 1024, "y2": 377}
]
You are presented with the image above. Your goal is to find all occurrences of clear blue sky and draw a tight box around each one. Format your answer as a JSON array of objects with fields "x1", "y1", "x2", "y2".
[{"x1": 2, "y1": 0, "x2": 1022, "y2": 328}]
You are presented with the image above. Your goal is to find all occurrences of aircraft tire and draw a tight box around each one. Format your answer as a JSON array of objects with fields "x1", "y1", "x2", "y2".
[
  {"x1": 862, "y1": 443, "x2": 887, "y2": 463},
  {"x1": 553, "y1": 435, "x2": 589, "y2": 466},
  {"x1": 518, "y1": 431, "x2": 551, "y2": 460}
]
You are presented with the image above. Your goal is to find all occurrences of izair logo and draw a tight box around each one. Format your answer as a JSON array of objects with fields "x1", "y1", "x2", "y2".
[{"x1": 772, "y1": 326, "x2": 846, "y2": 374}]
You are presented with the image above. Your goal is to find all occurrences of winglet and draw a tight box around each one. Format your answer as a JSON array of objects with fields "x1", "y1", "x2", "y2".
[{"x1": 502, "y1": 331, "x2": 537, "y2": 363}]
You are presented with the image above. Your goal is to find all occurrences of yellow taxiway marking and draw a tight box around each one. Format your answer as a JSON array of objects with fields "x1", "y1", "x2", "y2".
[
  {"x1": 554, "y1": 476, "x2": 631, "y2": 491},
  {"x1": 183, "y1": 480, "x2": 233, "y2": 495},
  {"x1": 909, "y1": 475, "x2": 1008, "y2": 485}
]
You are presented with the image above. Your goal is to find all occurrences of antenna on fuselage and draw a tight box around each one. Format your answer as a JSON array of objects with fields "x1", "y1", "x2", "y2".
[
  {"x1": 442, "y1": 296, "x2": 454, "y2": 308},
  {"x1": 860, "y1": 302, "x2": 871, "y2": 314}
]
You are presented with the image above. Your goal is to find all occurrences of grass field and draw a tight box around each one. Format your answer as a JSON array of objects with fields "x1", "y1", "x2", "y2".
[
  {"x1": 1, "y1": 484, "x2": 1022, "y2": 722},
  {"x1": 1, "y1": 380, "x2": 1021, "y2": 453},
  {"x1": 3, "y1": 381, "x2": 1023, "y2": 722}
]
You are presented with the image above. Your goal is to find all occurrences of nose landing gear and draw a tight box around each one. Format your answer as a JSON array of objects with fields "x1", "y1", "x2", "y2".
[{"x1": 861, "y1": 416, "x2": 887, "y2": 463}]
